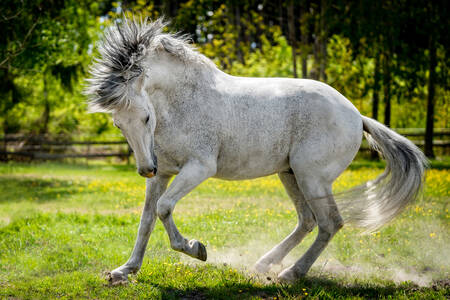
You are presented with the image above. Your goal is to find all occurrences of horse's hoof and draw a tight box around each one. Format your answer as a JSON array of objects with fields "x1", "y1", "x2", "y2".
[
  {"x1": 189, "y1": 239, "x2": 207, "y2": 261},
  {"x1": 278, "y1": 266, "x2": 303, "y2": 283},
  {"x1": 254, "y1": 261, "x2": 271, "y2": 273},
  {"x1": 197, "y1": 241, "x2": 207, "y2": 261},
  {"x1": 106, "y1": 270, "x2": 129, "y2": 286}
]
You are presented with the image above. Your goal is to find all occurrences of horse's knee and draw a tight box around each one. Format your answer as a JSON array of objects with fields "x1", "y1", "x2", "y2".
[
  {"x1": 318, "y1": 216, "x2": 343, "y2": 237},
  {"x1": 157, "y1": 201, "x2": 171, "y2": 220},
  {"x1": 301, "y1": 217, "x2": 316, "y2": 232},
  {"x1": 299, "y1": 207, "x2": 316, "y2": 232}
]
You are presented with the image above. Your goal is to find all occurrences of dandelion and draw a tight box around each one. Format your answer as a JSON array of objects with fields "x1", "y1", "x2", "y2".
[{"x1": 429, "y1": 232, "x2": 436, "y2": 238}]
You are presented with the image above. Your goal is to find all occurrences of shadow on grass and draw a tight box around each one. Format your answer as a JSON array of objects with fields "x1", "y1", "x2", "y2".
[
  {"x1": 143, "y1": 276, "x2": 447, "y2": 299},
  {"x1": 0, "y1": 176, "x2": 85, "y2": 204}
]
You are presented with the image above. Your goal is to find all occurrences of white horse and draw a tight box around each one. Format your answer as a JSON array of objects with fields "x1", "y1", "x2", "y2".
[{"x1": 85, "y1": 18, "x2": 427, "y2": 284}]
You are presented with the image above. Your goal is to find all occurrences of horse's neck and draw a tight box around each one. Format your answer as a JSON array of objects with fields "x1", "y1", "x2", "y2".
[
  {"x1": 146, "y1": 52, "x2": 224, "y2": 125},
  {"x1": 151, "y1": 60, "x2": 218, "y2": 99}
]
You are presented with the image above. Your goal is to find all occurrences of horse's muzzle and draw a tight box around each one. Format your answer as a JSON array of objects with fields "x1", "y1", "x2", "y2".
[{"x1": 138, "y1": 167, "x2": 157, "y2": 178}]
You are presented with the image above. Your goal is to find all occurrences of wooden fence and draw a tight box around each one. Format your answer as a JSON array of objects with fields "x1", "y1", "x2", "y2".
[
  {"x1": 0, "y1": 134, "x2": 131, "y2": 162},
  {"x1": 0, "y1": 128, "x2": 449, "y2": 161}
]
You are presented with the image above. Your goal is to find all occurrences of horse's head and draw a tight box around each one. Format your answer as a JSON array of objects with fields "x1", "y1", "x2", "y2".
[
  {"x1": 83, "y1": 19, "x2": 168, "y2": 178},
  {"x1": 85, "y1": 17, "x2": 207, "y2": 178},
  {"x1": 112, "y1": 92, "x2": 157, "y2": 178}
]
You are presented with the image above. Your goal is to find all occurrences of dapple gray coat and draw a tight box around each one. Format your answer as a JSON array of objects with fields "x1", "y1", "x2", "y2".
[{"x1": 85, "y1": 18, "x2": 427, "y2": 283}]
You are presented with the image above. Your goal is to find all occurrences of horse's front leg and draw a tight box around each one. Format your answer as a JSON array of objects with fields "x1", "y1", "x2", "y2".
[
  {"x1": 108, "y1": 175, "x2": 171, "y2": 284},
  {"x1": 157, "y1": 160, "x2": 216, "y2": 261}
]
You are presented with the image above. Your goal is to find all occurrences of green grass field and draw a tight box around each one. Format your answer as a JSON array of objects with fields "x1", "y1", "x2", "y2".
[{"x1": 0, "y1": 161, "x2": 449, "y2": 299}]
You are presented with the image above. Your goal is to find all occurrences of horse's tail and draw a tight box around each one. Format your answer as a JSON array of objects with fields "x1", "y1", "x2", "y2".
[{"x1": 337, "y1": 116, "x2": 428, "y2": 232}]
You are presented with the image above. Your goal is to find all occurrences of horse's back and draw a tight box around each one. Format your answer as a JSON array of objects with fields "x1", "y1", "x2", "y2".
[{"x1": 212, "y1": 76, "x2": 363, "y2": 181}]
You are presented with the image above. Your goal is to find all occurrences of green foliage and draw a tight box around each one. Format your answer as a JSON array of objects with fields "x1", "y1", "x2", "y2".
[
  {"x1": 227, "y1": 28, "x2": 293, "y2": 77},
  {"x1": 0, "y1": 0, "x2": 448, "y2": 141},
  {"x1": 0, "y1": 0, "x2": 102, "y2": 136}
]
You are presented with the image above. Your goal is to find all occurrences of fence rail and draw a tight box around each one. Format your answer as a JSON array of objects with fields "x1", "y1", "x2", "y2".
[
  {"x1": 0, "y1": 128, "x2": 449, "y2": 161},
  {"x1": 0, "y1": 134, "x2": 131, "y2": 162}
]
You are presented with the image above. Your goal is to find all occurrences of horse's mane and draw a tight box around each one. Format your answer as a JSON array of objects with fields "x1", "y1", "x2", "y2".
[{"x1": 85, "y1": 17, "x2": 214, "y2": 112}]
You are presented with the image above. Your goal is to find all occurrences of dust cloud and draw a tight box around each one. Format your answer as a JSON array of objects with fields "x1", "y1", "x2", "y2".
[{"x1": 181, "y1": 236, "x2": 447, "y2": 287}]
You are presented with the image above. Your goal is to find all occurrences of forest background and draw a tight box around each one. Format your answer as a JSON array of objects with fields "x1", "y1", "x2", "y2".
[{"x1": 1, "y1": 0, "x2": 448, "y2": 158}]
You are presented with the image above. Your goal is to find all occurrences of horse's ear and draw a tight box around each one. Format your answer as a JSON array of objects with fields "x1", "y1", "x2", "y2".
[
  {"x1": 159, "y1": 38, "x2": 172, "y2": 54},
  {"x1": 159, "y1": 36, "x2": 184, "y2": 57}
]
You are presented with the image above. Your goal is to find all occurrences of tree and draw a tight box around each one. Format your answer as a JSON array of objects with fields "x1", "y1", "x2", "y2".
[
  {"x1": 0, "y1": 0, "x2": 103, "y2": 159},
  {"x1": 423, "y1": 1, "x2": 448, "y2": 158},
  {"x1": 287, "y1": 0, "x2": 297, "y2": 78},
  {"x1": 0, "y1": 0, "x2": 448, "y2": 161}
]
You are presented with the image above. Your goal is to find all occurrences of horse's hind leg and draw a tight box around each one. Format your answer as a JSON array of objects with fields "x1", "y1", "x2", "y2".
[
  {"x1": 278, "y1": 175, "x2": 343, "y2": 282},
  {"x1": 254, "y1": 171, "x2": 316, "y2": 273}
]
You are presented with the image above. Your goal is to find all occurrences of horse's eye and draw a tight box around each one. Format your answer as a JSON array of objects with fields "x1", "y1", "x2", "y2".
[{"x1": 144, "y1": 115, "x2": 150, "y2": 124}]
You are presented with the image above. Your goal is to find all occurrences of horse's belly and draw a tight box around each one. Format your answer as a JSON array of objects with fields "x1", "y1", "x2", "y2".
[{"x1": 214, "y1": 145, "x2": 290, "y2": 180}]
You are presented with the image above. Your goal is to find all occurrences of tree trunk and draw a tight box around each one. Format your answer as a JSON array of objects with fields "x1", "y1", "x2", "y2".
[
  {"x1": 0, "y1": 72, "x2": 20, "y2": 162},
  {"x1": 383, "y1": 54, "x2": 391, "y2": 127},
  {"x1": 300, "y1": 2, "x2": 308, "y2": 78},
  {"x1": 0, "y1": 127, "x2": 7, "y2": 161},
  {"x1": 425, "y1": 37, "x2": 437, "y2": 158},
  {"x1": 232, "y1": 1, "x2": 244, "y2": 64},
  {"x1": 311, "y1": 18, "x2": 320, "y2": 80},
  {"x1": 287, "y1": 0, "x2": 297, "y2": 78},
  {"x1": 278, "y1": 0, "x2": 283, "y2": 27},
  {"x1": 372, "y1": 53, "x2": 380, "y2": 120},
  {"x1": 39, "y1": 76, "x2": 50, "y2": 135},
  {"x1": 301, "y1": 49, "x2": 308, "y2": 78},
  {"x1": 370, "y1": 53, "x2": 381, "y2": 159},
  {"x1": 319, "y1": 0, "x2": 327, "y2": 81}
]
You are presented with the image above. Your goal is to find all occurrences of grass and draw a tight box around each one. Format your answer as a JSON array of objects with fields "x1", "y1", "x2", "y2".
[{"x1": 0, "y1": 161, "x2": 449, "y2": 299}]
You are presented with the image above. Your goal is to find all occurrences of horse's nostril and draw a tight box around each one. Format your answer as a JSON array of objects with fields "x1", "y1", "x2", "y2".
[{"x1": 138, "y1": 167, "x2": 156, "y2": 178}]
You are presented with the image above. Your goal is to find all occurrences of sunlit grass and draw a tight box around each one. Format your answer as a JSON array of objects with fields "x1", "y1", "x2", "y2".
[{"x1": 0, "y1": 162, "x2": 448, "y2": 299}]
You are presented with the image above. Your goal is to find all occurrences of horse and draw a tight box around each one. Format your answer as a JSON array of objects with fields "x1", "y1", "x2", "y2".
[{"x1": 85, "y1": 17, "x2": 427, "y2": 284}]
